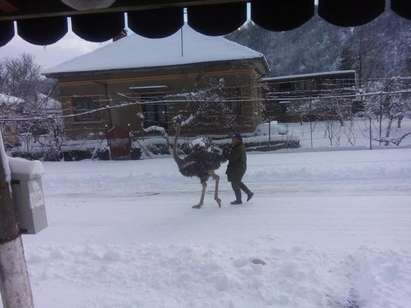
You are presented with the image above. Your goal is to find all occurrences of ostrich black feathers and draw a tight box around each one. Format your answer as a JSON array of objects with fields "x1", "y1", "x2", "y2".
[{"x1": 177, "y1": 145, "x2": 228, "y2": 183}]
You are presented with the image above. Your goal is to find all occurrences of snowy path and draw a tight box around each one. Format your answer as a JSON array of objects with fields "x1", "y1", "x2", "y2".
[{"x1": 12, "y1": 149, "x2": 411, "y2": 307}]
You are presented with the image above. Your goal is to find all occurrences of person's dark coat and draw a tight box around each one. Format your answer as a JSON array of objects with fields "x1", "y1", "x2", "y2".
[{"x1": 226, "y1": 143, "x2": 247, "y2": 182}]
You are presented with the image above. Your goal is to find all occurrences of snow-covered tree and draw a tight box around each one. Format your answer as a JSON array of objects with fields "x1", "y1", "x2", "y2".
[
  {"x1": 361, "y1": 77, "x2": 411, "y2": 146},
  {"x1": 169, "y1": 77, "x2": 241, "y2": 133},
  {"x1": 0, "y1": 54, "x2": 63, "y2": 156}
]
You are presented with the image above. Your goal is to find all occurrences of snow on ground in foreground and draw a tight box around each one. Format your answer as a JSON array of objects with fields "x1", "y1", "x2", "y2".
[{"x1": 8, "y1": 149, "x2": 411, "y2": 308}]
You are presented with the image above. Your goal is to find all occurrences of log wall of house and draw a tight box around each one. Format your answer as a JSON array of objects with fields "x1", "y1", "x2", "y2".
[{"x1": 55, "y1": 61, "x2": 263, "y2": 140}]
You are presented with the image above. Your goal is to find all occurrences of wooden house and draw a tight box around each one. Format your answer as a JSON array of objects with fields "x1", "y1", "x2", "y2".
[
  {"x1": 261, "y1": 70, "x2": 358, "y2": 122},
  {"x1": 44, "y1": 25, "x2": 268, "y2": 140}
]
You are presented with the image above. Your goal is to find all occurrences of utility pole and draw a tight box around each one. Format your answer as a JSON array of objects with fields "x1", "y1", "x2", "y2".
[{"x1": 0, "y1": 131, "x2": 34, "y2": 308}]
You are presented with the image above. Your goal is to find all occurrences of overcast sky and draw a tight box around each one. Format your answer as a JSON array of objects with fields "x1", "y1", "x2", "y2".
[
  {"x1": 0, "y1": 4, "x2": 255, "y2": 71},
  {"x1": 0, "y1": 2, "x2": 312, "y2": 71},
  {"x1": 0, "y1": 26, "x2": 107, "y2": 71}
]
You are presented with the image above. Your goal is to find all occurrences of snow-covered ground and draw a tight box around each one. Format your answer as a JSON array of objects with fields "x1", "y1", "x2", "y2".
[
  {"x1": 286, "y1": 118, "x2": 411, "y2": 149},
  {"x1": 11, "y1": 149, "x2": 411, "y2": 307}
]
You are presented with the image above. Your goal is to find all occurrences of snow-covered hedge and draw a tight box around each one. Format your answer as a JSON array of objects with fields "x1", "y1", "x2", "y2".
[{"x1": 136, "y1": 134, "x2": 300, "y2": 156}]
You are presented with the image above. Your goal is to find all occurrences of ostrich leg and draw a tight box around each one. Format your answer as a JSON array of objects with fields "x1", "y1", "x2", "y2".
[
  {"x1": 193, "y1": 182, "x2": 207, "y2": 209},
  {"x1": 211, "y1": 171, "x2": 221, "y2": 208}
]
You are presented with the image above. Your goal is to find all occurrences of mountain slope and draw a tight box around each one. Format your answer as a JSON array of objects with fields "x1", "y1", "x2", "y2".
[{"x1": 227, "y1": 12, "x2": 411, "y2": 78}]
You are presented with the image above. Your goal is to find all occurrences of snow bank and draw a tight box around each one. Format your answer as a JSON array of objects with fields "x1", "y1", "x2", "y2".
[
  {"x1": 214, "y1": 134, "x2": 291, "y2": 144},
  {"x1": 0, "y1": 93, "x2": 24, "y2": 106},
  {"x1": 255, "y1": 121, "x2": 288, "y2": 136},
  {"x1": 285, "y1": 118, "x2": 411, "y2": 149},
  {"x1": 24, "y1": 243, "x2": 411, "y2": 308},
  {"x1": 143, "y1": 125, "x2": 167, "y2": 136},
  {"x1": 9, "y1": 157, "x2": 45, "y2": 179}
]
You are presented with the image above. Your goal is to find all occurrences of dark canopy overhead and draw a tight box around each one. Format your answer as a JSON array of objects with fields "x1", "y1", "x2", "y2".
[
  {"x1": 188, "y1": 2, "x2": 246, "y2": 36},
  {"x1": 0, "y1": 0, "x2": 410, "y2": 47},
  {"x1": 71, "y1": 12, "x2": 124, "y2": 42},
  {"x1": 128, "y1": 7, "x2": 184, "y2": 39},
  {"x1": 391, "y1": 0, "x2": 411, "y2": 19},
  {"x1": 318, "y1": 0, "x2": 385, "y2": 27},
  {"x1": 252, "y1": 0, "x2": 314, "y2": 31},
  {"x1": 17, "y1": 16, "x2": 68, "y2": 45}
]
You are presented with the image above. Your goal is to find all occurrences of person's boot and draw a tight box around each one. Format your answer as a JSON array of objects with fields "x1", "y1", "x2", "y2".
[
  {"x1": 239, "y1": 183, "x2": 253, "y2": 202},
  {"x1": 231, "y1": 189, "x2": 242, "y2": 205},
  {"x1": 230, "y1": 200, "x2": 242, "y2": 205}
]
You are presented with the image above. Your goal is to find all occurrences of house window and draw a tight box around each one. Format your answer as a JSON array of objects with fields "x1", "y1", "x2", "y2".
[
  {"x1": 337, "y1": 75, "x2": 356, "y2": 89},
  {"x1": 295, "y1": 79, "x2": 313, "y2": 91},
  {"x1": 142, "y1": 102, "x2": 167, "y2": 128},
  {"x1": 137, "y1": 90, "x2": 168, "y2": 129},
  {"x1": 278, "y1": 82, "x2": 293, "y2": 92},
  {"x1": 224, "y1": 87, "x2": 242, "y2": 115},
  {"x1": 72, "y1": 96, "x2": 101, "y2": 122}
]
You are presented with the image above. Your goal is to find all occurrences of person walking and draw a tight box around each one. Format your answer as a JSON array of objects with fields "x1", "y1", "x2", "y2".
[{"x1": 226, "y1": 133, "x2": 254, "y2": 205}]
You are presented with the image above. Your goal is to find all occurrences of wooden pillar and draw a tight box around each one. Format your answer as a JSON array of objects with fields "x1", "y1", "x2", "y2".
[{"x1": 0, "y1": 131, "x2": 34, "y2": 308}]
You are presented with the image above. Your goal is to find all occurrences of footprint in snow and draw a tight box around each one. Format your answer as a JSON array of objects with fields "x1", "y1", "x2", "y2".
[{"x1": 251, "y1": 258, "x2": 267, "y2": 266}]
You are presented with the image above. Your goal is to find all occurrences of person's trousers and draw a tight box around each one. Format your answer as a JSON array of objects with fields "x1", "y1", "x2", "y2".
[{"x1": 231, "y1": 181, "x2": 252, "y2": 201}]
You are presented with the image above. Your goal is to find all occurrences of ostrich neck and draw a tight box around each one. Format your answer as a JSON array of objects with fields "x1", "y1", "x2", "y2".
[{"x1": 173, "y1": 124, "x2": 184, "y2": 167}]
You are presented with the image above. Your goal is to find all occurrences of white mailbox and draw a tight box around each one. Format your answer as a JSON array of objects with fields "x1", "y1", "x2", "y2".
[{"x1": 9, "y1": 157, "x2": 48, "y2": 234}]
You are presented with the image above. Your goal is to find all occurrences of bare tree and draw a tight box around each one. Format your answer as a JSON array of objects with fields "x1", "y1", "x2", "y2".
[
  {"x1": 0, "y1": 54, "x2": 42, "y2": 102},
  {"x1": 173, "y1": 77, "x2": 239, "y2": 134},
  {"x1": 363, "y1": 77, "x2": 411, "y2": 146},
  {"x1": 0, "y1": 54, "x2": 63, "y2": 157}
]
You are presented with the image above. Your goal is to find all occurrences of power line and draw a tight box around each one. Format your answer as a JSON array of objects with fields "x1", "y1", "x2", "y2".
[{"x1": 2, "y1": 87, "x2": 411, "y2": 123}]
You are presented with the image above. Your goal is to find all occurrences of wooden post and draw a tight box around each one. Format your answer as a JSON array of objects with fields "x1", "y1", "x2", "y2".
[
  {"x1": 369, "y1": 117, "x2": 373, "y2": 150},
  {"x1": 379, "y1": 101, "x2": 383, "y2": 146},
  {"x1": 0, "y1": 131, "x2": 34, "y2": 308},
  {"x1": 268, "y1": 118, "x2": 271, "y2": 151},
  {"x1": 309, "y1": 100, "x2": 313, "y2": 148}
]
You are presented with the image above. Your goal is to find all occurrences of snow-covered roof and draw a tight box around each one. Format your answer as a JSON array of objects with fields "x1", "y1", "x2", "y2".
[
  {"x1": 262, "y1": 70, "x2": 357, "y2": 82},
  {"x1": 45, "y1": 25, "x2": 267, "y2": 76},
  {"x1": 0, "y1": 93, "x2": 24, "y2": 106}
]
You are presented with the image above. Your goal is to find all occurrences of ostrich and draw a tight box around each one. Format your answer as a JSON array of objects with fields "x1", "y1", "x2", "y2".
[
  {"x1": 171, "y1": 122, "x2": 227, "y2": 209},
  {"x1": 133, "y1": 109, "x2": 227, "y2": 209}
]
